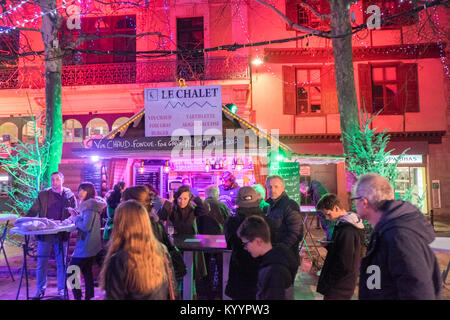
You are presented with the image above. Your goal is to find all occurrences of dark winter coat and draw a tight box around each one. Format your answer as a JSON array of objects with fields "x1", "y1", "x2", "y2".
[
  {"x1": 266, "y1": 192, "x2": 303, "y2": 261},
  {"x1": 159, "y1": 196, "x2": 206, "y2": 235},
  {"x1": 359, "y1": 200, "x2": 442, "y2": 300},
  {"x1": 316, "y1": 213, "x2": 365, "y2": 299},
  {"x1": 256, "y1": 244, "x2": 299, "y2": 300},
  {"x1": 204, "y1": 197, "x2": 230, "y2": 233},
  {"x1": 158, "y1": 196, "x2": 207, "y2": 279},
  {"x1": 224, "y1": 207, "x2": 265, "y2": 300},
  {"x1": 26, "y1": 187, "x2": 77, "y2": 241},
  {"x1": 103, "y1": 246, "x2": 177, "y2": 300}
]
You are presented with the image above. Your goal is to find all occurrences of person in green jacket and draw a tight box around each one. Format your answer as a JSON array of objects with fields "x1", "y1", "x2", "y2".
[{"x1": 103, "y1": 181, "x2": 126, "y2": 241}]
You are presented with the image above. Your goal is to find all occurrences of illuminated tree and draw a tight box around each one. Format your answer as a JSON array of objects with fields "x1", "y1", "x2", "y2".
[
  {"x1": 343, "y1": 110, "x2": 408, "y2": 190},
  {"x1": 0, "y1": 114, "x2": 51, "y2": 215}
]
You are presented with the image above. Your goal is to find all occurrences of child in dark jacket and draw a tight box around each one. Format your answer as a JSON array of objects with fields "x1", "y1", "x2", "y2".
[
  {"x1": 237, "y1": 215, "x2": 299, "y2": 300},
  {"x1": 315, "y1": 193, "x2": 365, "y2": 300}
]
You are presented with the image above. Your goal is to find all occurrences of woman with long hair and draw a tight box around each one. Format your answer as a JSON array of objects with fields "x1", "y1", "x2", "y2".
[
  {"x1": 103, "y1": 181, "x2": 126, "y2": 241},
  {"x1": 121, "y1": 186, "x2": 186, "y2": 282},
  {"x1": 158, "y1": 185, "x2": 208, "y2": 296},
  {"x1": 67, "y1": 182, "x2": 106, "y2": 300},
  {"x1": 99, "y1": 200, "x2": 176, "y2": 300}
]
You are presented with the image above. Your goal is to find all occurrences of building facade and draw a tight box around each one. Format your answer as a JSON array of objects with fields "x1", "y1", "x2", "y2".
[{"x1": 0, "y1": 0, "x2": 448, "y2": 217}]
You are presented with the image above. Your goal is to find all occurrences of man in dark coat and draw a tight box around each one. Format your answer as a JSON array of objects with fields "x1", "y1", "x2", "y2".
[
  {"x1": 355, "y1": 173, "x2": 441, "y2": 300},
  {"x1": 237, "y1": 215, "x2": 299, "y2": 300},
  {"x1": 315, "y1": 193, "x2": 365, "y2": 300},
  {"x1": 265, "y1": 175, "x2": 303, "y2": 260},
  {"x1": 224, "y1": 186, "x2": 265, "y2": 300},
  {"x1": 27, "y1": 171, "x2": 77, "y2": 299},
  {"x1": 265, "y1": 175, "x2": 302, "y2": 300},
  {"x1": 202, "y1": 185, "x2": 230, "y2": 234}
]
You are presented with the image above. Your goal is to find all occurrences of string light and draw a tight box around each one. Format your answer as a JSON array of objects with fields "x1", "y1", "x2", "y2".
[{"x1": 0, "y1": 3, "x2": 68, "y2": 34}]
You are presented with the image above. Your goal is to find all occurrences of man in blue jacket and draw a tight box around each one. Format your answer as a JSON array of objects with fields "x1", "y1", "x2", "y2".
[{"x1": 354, "y1": 173, "x2": 441, "y2": 300}]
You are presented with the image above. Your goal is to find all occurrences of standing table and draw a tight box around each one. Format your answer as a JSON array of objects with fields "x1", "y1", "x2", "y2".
[
  {"x1": 173, "y1": 234, "x2": 231, "y2": 300},
  {"x1": 0, "y1": 213, "x2": 19, "y2": 281},
  {"x1": 299, "y1": 206, "x2": 324, "y2": 270},
  {"x1": 429, "y1": 237, "x2": 450, "y2": 285},
  {"x1": 10, "y1": 224, "x2": 76, "y2": 300}
]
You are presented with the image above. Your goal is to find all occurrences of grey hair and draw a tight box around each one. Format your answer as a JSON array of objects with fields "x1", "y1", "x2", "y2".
[
  {"x1": 205, "y1": 185, "x2": 219, "y2": 199},
  {"x1": 265, "y1": 175, "x2": 285, "y2": 187},
  {"x1": 354, "y1": 173, "x2": 395, "y2": 209},
  {"x1": 253, "y1": 184, "x2": 266, "y2": 199}
]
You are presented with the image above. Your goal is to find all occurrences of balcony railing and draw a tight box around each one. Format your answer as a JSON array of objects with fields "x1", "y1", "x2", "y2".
[{"x1": 0, "y1": 56, "x2": 249, "y2": 89}]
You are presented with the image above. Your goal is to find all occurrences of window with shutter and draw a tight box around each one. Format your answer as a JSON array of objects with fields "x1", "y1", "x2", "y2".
[
  {"x1": 398, "y1": 63, "x2": 419, "y2": 112},
  {"x1": 293, "y1": 67, "x2": 322, "y2": 115},
  {"x1": 321, "y1": 65, "x2": 339, "y2": 114},
  {"x1": 59, "y1": 15, "x2": 136, "y2": 66},
  {"x1": 283, "y1": 66, "x2": 297, "y2": 115},
  {"x1": 358, "y1": 64, "x2": 373, "y2": 113},
  {"x1": 285, "y1": 0, "x2": 330, "y2": 31}
]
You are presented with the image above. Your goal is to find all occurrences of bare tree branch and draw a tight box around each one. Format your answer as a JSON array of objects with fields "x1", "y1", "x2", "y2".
[{"x1": 300, "y1": 0, "x2": 330, "y2": 21}]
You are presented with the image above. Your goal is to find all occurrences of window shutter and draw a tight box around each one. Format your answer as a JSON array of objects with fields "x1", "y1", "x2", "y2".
[
  {"x1": 283, "y1": 65, "x2": 297, "y2": 115},
  {"x1": 398, "y1": 63, "x2": 419, "y2": 113},
  {"x1": 358, "y1": 63, "x2": 373, "y2": 113},
  {"x1": 321, "y1": 65, "x2": 339, "y2": 114}
]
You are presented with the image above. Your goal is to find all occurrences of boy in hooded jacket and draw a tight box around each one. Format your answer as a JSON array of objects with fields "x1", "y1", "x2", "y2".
[
  {"x1": 315, "y1": 193, "x2": 365, "y2": 300},
  {"x1": 237, "y1": 215, "x2": 299, "y2": 300}
]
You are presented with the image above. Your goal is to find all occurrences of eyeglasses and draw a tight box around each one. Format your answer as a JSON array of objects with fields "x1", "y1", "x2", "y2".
[
  {"x1": 351, "y1": 196, "x2": 363, "y2": 202},
  {"x1": 242, "y1": 239, "x2": 253, "y2": 248}
]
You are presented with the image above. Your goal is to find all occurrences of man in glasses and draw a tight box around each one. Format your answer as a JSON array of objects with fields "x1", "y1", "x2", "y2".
[
  {"x1": 354, "y1": 173, "x2": 441, "y2": 300},
  {"x1": 237, "y1": 215, "x2": 299, "y2": 300}
]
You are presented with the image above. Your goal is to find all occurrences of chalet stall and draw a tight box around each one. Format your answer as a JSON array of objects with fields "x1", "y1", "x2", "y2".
[{"x1": 71, "y1": 86, "x2": 293, "y2": 201}]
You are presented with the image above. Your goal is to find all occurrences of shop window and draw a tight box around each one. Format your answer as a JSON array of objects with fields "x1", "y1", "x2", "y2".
[
  {"x1": 395, "y1": 167, "x2": 427, "y2": 213},
  {"x1": 112, "y1": 117, "x2": 129, "y2": 131},
  {"x1": 285, "y1": 0, "x2": 330, "y2": 31},
  {"x1": 86, "y1": 118, "x2": 108, "y2": 138},
  {"x1": 59, "y1": 15, "x2": 136, "y2": 65},
  {"x1": 363, "y1": 0, "x2": 418, "y2": 28},
  {"x1": 358, "y1": 63, "x2": 419, "y2": 114},
  {"x1": 63, "y1": 119, "x2": 83, "y2": 142},
  {"x1": 0, "y1": 122, "x2": 18, "y2": 143},
  {"x1": 283, "y1": 65, "x2": 339, "y2": 115}
]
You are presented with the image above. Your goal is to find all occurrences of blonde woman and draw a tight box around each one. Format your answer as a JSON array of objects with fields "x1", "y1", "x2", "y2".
[{"x1": 99, "y1": 200, "x2": 176, "y2": 300}]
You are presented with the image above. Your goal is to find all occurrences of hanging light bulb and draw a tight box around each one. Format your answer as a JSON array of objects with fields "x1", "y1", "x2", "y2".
[
  {"x1": 164, "y1": 160, "x2": 170, "y2": 173},
  {"x1": 139, "y1": 161, "x2": 145, "y2": 174},
  {"x1": 236, "y1": 157, "x2": 243, "y2": 171}
]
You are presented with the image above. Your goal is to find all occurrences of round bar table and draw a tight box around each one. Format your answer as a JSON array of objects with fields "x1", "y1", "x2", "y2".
[{"x1": 10, "y1": 224, "x2": 76, "y2": 300}]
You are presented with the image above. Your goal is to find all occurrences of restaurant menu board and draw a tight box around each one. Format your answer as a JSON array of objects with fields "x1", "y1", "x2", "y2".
[
  {"x1": 83, "y1": 164, "x2": 102, "y2": 195},
  {"x1": 134, "y1": 166, "x2": 161, "y2": 194},
  {"x1": 269, "y1": 162, "x2": 300, "y2": 206},
  {"x1": 144, "y1": 85, "x2": 222, "y2": 137}
]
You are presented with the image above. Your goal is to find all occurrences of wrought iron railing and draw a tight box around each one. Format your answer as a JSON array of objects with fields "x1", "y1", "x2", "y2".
[{"x1": 0, "y1": 56, "x2": 249, "y2": 89}]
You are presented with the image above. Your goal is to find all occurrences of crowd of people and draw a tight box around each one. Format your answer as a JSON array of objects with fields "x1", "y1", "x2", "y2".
[{"x1": 25, "y1": 170, "x2": 442, "y2": 300}]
